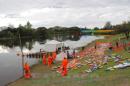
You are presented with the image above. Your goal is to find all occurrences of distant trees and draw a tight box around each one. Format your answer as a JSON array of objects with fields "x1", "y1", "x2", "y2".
[
  {"x1": 120, "y1": 21, "x2": 130, "y2": 39},
  {"x1": 0, "y1": 23, "x2": 82, "y2": 49},
  {"x1": 0, "y1": 22, "x2": 81, "y2": 39},
  {"x1": 0, "y1": 26, "x2": 17, "y2": 38},
  {"x1": 103, "y1": 21, "x2": 112, "y2": 30},
  {"x1": 35, "y1": 27, "x2": 47, "y2": 38},
  {"x1": 112, "y1": 21, "x2": 130, "y2": 39},
  {"x1": 100, "y1": 21, "x2": 130, "y2": 38},
  {"x1": 93, "y1": 27, "x2": 99, "y2": 30},
  {"x1": 47, "y1": 26, "x2": 80, "y2": 35},
  {"x1": 17, "y1": 22, "x2": 34, "y2": 37},
  {"x1": 24, "y1": 21, "x2": 32, "y2": 29}
]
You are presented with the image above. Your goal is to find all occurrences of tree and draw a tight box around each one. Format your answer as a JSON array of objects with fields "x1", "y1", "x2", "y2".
[
  {"x1": 24, "y1": 21, "x2": 32, "y2": 29},
  {"x1": 17, "y1": 23, "x2": 34, "y2": 37},
  {"x1": 122, "y1": 21, "x2": 130, "y2": 39},
  {"x1": 103, "y1": 21, "x2": 112, "y2": 30},
  {"x1": 93, "y1": 27, "x2": 99, "y2": 30}
]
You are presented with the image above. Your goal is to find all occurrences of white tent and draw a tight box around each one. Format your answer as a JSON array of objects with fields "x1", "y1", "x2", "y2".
[
  {"x1": 42, "y1": 40, "x2": 63, "y2": 52},
  {"x1": 55, "y1": 52, "x2": 67, "y2": 61}
]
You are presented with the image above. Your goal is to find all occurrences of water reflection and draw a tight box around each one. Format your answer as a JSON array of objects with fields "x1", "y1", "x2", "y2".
[{"x1": 0, "y1": 34, "x2": 81, "y2": 50}]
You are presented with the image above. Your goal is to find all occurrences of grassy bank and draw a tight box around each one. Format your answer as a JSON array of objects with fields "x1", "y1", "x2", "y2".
[{"x1": 9, "y1": 34, "x2": 130, "y2": 86}]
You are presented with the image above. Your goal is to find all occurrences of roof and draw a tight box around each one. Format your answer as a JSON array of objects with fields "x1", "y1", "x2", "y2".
[{"x1": 42, "y1": 40, "x2": 63, "y2": 52}]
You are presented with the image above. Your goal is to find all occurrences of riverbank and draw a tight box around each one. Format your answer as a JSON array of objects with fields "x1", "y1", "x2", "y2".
[{"x1": 8, "y1": 34, "x2": 130, "y2": 86}]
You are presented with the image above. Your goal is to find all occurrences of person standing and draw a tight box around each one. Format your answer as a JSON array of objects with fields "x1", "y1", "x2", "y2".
[
  {"x1": 24, "y1": 62, "x2": 31, "y2": 79},
  {"x1": 116, "y1": 41, "x2": 119, "y2": 48},
  {"x1": 67, "y1": 51, "x2": 70, "y2": 59},
  {"x1": 48, "y1": 54, "x2": 53, "y2": 67},
  {"x1": 95, "y1": 43, "x2": 97, "y2": 49},
  {"x1": 73, "y1": 49, "x2": 76, "y2": 58},
  {"x1": 61, "y1": 57, "x2": 68, "y2": 76},
  {"x1": 42, "y1": 53, "x2": 47, "y2": 65}
]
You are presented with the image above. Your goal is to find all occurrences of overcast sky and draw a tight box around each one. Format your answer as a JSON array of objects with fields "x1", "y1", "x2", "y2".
[{"x1": 0, "y1": 0, "x2": 130, "y2": 28}]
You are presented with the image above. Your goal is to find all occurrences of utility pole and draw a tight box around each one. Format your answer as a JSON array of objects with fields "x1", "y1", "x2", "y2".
[{"x1": 18, "y1": 31, "x2": 24, "y2": 76}]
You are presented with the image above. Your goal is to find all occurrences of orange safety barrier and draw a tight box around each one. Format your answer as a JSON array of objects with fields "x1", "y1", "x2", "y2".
[
  {"x1": 113, "y1": 46, "x2": 124, "y2": 52},
  {"x1": 96, "y1": 42, "x2": 111, "y2": 46}
]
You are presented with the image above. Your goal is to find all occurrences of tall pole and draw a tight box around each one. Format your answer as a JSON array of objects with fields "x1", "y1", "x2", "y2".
[{"x1": 18, "y1": 31, "x2": 24, "y2": 76}]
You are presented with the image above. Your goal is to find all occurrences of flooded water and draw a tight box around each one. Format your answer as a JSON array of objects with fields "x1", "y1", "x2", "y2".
[{"x1": 0, "y1": 35, "x2": 103, "y2": 86}]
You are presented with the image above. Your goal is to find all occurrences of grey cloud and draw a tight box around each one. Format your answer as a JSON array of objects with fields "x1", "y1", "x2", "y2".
[
  {"x1": 4, "y1": 13, "x2": 22, "y2": 18},
  {"x1": 0, "y1": 0, "x2": 130, "y2": 13},
  {"x1": 0, "y1": 0, "x2": 130, "y2": 28}
]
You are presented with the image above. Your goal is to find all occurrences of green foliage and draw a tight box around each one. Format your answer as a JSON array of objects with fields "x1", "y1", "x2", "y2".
[
  {"x1": 0, "y1": 22, "x2": 82, "y2": 49},
  {"x1": 35, "y1": 27, "x2": 47, "y2": 37},
  {"x1": 103, "y1": 21, "x2": 112, "y2": 30},
  {"x1": 93, "y1": 27, "x2": 99, "y2": 30},
  {"x1": 112, "y1": 21, "x2": 130, "y2": 38},
  {"x1": 24, "y1": 21, "x2": 32, "y2": 29}
]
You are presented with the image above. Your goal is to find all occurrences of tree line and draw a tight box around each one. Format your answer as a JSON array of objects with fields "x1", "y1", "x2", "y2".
[
  {"x1": 101, "y1": 21, "x2": 130, "y2": 39},
  {"x1": 0, "y1": 21, "x2": 81, "y2": 39},
  {"x1": 0, "y1": 20, "x2": 130, "y2": 39}
]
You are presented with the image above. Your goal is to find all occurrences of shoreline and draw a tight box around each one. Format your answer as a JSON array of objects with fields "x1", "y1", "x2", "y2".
[
  {"x1": 6, "y1": 34, "x2": 130, "y2": 86},
  {"x1": 6, "y1": 63, "x2": 39, "y2": 86},
  {"x1": 8, "y1": 36, "x2": 106, "y2": 86}
]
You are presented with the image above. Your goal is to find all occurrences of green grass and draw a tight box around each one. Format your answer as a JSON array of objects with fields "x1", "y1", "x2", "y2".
[
  {"x1": 9, "y1": 63, "x2": 130, "y2": 86},
  {"x1": 9, "y1": 34, "x2": 130, "y2": 86}
]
